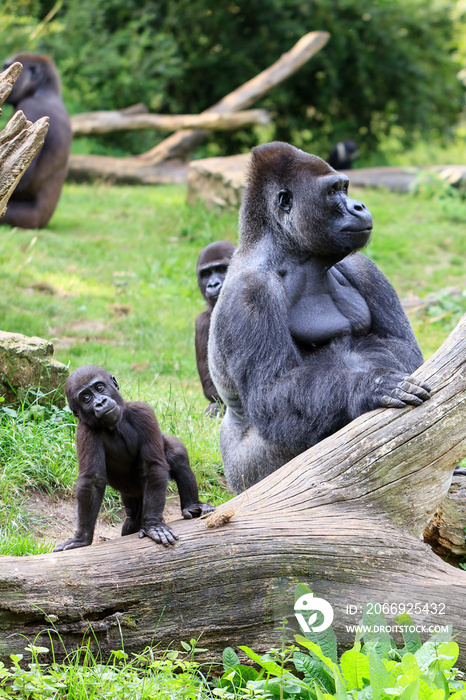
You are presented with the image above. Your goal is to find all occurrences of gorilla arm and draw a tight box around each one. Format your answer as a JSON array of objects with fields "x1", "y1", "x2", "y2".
[
  {"x1": 54, "y1": 424, "x2": 107, "y2": 551},
  {"x1": 336, "y1": 253, "x2": 424, "y2": 371},
  {"x1": 195, "y1": 310, "x2": 221, "y2": 403},
  {"x1": 210, "y1": 268, "x2": 429, "y2": 455}
]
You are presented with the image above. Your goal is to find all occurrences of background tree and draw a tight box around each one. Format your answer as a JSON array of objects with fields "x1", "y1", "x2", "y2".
[{"x1": 0, "y1": 0, "x2": 463, "y2": 159}]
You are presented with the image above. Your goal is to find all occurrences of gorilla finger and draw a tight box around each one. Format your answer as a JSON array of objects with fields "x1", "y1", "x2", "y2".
[
  {"x1": 380, "y1": 394, "x2": 406, "y2": 408},
  {"x1": 143, "y1": 526, "x2": 178, "y2": 547},
  {"x1": 402, "y1": 377, "x2": 431, "y2": 396},
  {"x1": 394, "y1": 388, "x2": 423, "y2": 406},
  {"x1": 398, "y1": 380, "x2": 430, "y2": 401}
]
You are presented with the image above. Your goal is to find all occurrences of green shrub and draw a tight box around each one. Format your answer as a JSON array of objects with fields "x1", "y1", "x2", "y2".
[
  {"x1": 215, "y1": 585, "x2": 466, "y2": 699},
  {"x1": 0, "y1": 0, "x2": 462, "y2": 158}
]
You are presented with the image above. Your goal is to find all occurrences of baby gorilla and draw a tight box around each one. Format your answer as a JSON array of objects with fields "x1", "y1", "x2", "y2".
[{"x1": 54, "y1": 366, "x2": 213, "y2": 551}]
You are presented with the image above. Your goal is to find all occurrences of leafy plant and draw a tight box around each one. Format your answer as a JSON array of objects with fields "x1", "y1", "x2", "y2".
[{"x1": 214, "y1": 584, "x2": 466, "y2": 699}]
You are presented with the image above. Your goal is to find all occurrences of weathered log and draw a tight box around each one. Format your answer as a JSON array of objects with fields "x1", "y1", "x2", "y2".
[
  {"x1": 67, "y1": 31, "x2": 329, "y2": 184},
  {"x1": 71, "y1": 109, "x2": 270, "y2": 136},
  {"x1": 68, "y1": 155, "x2": 189, "y2": 185},
  {"x1": 0, "y1": 314, "x2": 465, "y2": 664},
  {"x1": 140, "y1": 30, "x2": 329, "y2": 165},
  {"x1": 0, "y1": 62, "x2": 49, "y2": 216},
  {"x1": 425, "y1": 476, "x2": 466, "y2": 558}
]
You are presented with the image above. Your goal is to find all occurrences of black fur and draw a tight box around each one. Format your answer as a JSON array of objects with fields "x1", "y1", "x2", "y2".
[
  {"x1": 208, "y1": 142, "x2": 430, "y2": 492},
  {"x1": 327, "y1": 140, "x2": 359, "y2": 170},
  {"x1": 54, "y1": 366, "x2": 213, "y2": 551},
  {"x1": 195, "y1": 241, "x2": 235, "y2": 416}
]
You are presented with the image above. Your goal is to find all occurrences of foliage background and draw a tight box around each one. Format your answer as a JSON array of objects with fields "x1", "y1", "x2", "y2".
[{"x1": 0, "y1": 0, "x2": 464, "y2": 159}]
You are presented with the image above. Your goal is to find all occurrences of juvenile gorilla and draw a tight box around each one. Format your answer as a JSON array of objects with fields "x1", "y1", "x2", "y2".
[
  {"x1": 195, "y1": 241, "x2": 235, "y2": 416},
  {"x1": 54, "y1": 366, "x2": 213, "y2": 551},
  {"x1": 1, "y1": 52, "x2": 72, "y2": 229},
  {"x1": 208, "y1": 142, "x2": 430, "y2": 493}
]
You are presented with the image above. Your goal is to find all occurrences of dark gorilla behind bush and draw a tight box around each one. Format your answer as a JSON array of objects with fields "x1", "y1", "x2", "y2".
[
  {"x1": 208, "y1": 142, "x2": 430, "y2": 493},
  {"x1": 1, "y1": 52, "x2": 72, "y2": 229}
]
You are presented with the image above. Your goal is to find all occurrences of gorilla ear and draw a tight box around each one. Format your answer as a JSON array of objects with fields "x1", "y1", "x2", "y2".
[{"x1": 111, "y1": 376, "x2": 119, "y2": 390}]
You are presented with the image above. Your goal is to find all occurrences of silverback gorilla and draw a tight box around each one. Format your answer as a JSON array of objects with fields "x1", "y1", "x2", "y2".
[
  {"x1": 208, "y1": 142, "x2": 430, "y2": 493},
  {"x1": 54, "y1": 366, "x2": 213, "y2": 551},
  {"x1": 1, "y1": 52, "x2": 72, "y2": 229},
  {"x1": 195, "y1": 241, "x2": 235, "y2": 416}
]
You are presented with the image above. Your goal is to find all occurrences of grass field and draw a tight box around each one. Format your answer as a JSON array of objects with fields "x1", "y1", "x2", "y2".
[{"x1": 0, "y1": 181, "x2": 465, "y2": 557}]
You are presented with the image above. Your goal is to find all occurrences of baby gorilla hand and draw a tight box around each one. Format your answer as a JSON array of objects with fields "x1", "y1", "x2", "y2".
[
  {"x1": 182, "y1": 502, "x2": 215, "y2": 519},
  {"x1": 139, "y1": 522, "x2": 179, "y2": 547},
  {"x1": 375, "y1": 372, "x2": 431, "y2": 408}
]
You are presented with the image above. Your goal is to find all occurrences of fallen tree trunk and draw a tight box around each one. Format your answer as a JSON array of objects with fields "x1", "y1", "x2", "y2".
[
  {"x1": 71, "y1": 109, "x2": 270, "y2": 136},
  {"x1": 140, "y1": 30, "x2": 329, "y2": 165},
  {"x1": 0, "y1": 62, "x2": 49, "y2": 216},
  {"x1": 0, "y1": 313, "x2": 465, "y2": 664},
  {"x1": 67, "y1": 31, "x2": 329, "y2": 184}
]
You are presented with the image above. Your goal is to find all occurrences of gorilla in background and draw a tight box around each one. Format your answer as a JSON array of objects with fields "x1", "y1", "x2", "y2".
[
  {"x1": 208, "y1": 142, "x2": 430, "y2": 493},
  {"x1": 327, "y1": 140, "x2": 359, "y2": 170},
  {"x1": 1, "y1": 52, "x2": 72, "y2": 229},
  {"x1": 195, "y1": 240, "x2": 235, "y2": 416}
]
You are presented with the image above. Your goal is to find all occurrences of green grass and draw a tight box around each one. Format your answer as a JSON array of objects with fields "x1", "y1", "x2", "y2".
[{"x1": 0, "y1": 181, "x2": 464, "y2": 555}]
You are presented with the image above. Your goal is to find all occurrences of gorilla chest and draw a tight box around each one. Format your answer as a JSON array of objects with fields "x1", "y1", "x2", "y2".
[
  {"x1": 284, "y1": 265, "x2": 371, "y2": 347},
  {"x1": 102, "y1": 430, "x2": 141, "y2": 490}
]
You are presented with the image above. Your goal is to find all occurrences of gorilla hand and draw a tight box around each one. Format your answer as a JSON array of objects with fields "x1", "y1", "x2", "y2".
[
  {"x1": 182, "y1": 502, "x2": 215, "y2": 519},
  {"x1": 374, "y1": 372, "x2": 431, "y2": 408},
  {"x1": 139, "y1": 522, "x2": 179, "y2": 547}
]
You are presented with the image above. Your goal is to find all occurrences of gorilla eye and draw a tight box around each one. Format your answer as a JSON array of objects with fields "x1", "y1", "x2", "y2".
[
  {"x1": 95, "y1": 383, "x2": 105, "y2": 392},
  {"x1": 328, "y1": 187, "x2": 337, "y2": 197},
  {"x1": 278, "y1": 189, "x2": 293, "y2": 212},
  {"x1": 81, "y1": 393, "x2": 92, "y2": 404}
]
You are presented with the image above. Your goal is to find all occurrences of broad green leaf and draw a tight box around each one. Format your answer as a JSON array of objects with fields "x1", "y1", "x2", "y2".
[
  {"x1": 222, "y1": 646, "x2": 240, "y2": 671},
  {"x1": 293, "y1": 652, "x2": 335, "y2": 693},
  {"x1": 418, "y1": 678, "x2": 444, "y2": 700},
  {"x1": 295, "y1": 634, "x2": 335, "y2": 673},
  {"x1": 368, "y1": 647, "x2": 391, "y2": 700},
  {"x1": 334, "y1": 667, "x2": 349, "y2": 700},
  {"x1": 401, "y1": 653, "x2": 420, "y2": 677},
  {"x1": 362, "y1": 603, "x2": 393, "y2": 654},
  {"x1": 239, "y1": 645, "x2": 287, "y2": 676},
  {"x1": 449, "y1": 691, "x2": 466, "y2": 700},
  {"x1": 295, "y1": 582, "x2": 313, "y2": 603},
  {"x1": 396, "y1": 613, "x2": 422, "y2": 654},
  {"x1": 217, "y1": 664, "x2": 259, "y2": 690},
  {"x1": 436, "y1": 641, "x2": 459, "y2": 670},
  {"x1": 294, "y1": 584, "x2": 338, "y2": 662},
  {"x1": 340, "y1": 649, "x2": 370, "y2": 689},
  {"x1": 432, "y1": 668, "x2": 449, "y2": 695},
  {"x1": 398, "y1": 679, "x2": 420, "y2": 700},
  {"x1": 304, "y1": 618, "x2": 338, "y2": 664},
  {"x1": 314, "y1": 685, "x2": 328, "y2": 700}
]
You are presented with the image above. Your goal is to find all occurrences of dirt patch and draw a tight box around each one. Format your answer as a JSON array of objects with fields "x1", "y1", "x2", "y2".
[{"x1": 27, "y1": 491, "x2": 184, "y2": 548}]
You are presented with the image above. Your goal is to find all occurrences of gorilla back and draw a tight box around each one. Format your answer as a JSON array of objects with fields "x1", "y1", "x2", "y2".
[
  {"x1": 1, "y1": 52, "x2": 72, "y2": 229},
  {"x1": 208, "y1": 142, "x2": 430, "y2": 493}
]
